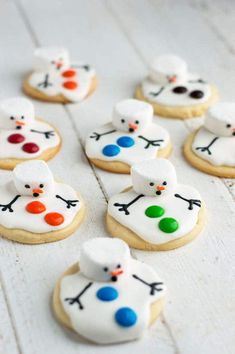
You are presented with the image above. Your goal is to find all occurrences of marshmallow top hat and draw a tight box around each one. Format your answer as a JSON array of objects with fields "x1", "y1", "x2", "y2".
[
  {"x1": 131, "y1": 158, "x2": 177, "y2": 198},
  {"x1": 33, "y1": 46, "x2": 70, "y2": 72},
  {"x1": 204, "y1": 102, "x2": 235, "y2": 137},
  {"x1": 79, "y1": 238, "x2": 130, "y2": 282},
  {"x1": 0, "y1": 97, "x2": 34, "y2": 130},
  {"x1": 13, "y1": 160, "x2": 55, "y2": 197},
  {"x1": 112, "y1": 99, "x2": 153, "y2": 134},
  {"x1": 149, "y1": 54, "x2": 188, "y2": 85}
]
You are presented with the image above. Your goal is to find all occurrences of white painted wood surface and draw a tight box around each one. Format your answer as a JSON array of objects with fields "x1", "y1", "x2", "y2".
[{"x1": 0, "y1": 1, "x2": 234, "y2": 353}]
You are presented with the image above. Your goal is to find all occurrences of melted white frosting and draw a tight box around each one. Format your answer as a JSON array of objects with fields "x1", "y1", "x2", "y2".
[
  {"x1": 108, "y1": 185, "x2": 202, "y2": 244},
  {"x1": 141, "y1": 74, "x2": 212, "y2": 106},
  {"x1": 0, "y1": 181, "x2": 82, "y2": 233},
  {"x1": 0, "y1": 120, "x2": 60, "y2": 159},
  {"x1": 60, "y1": 258, "x2": 166, "y2": 344},
  {"x1": 28, "y1": 62, "x2": 95, "y2": 102},
  {"x1": 192, "y1": 127, "x2": 235, "y2": 166},
  {"x1": 85, "y1": 122, "x2": 170, "y2": 165}
]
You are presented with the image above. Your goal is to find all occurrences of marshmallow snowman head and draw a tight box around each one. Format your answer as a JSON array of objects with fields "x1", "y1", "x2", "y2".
[
  {"x1": 33, "y1": 46, "x2": 70, "y2": 72},
  {"x1": 0, "y1": 97, "x2": 34, "y2": 130},
  {"x1": 131, "y1": 158, "x2": 177, "y2": 198},
  {"x1": 112, "y1": 99, "x2": 153, "y2": 134},
  {"x1": 205, "y1": 102, "x2": 235, "y2": 137},
  {"x1": 13, "y1": 160, "x2": 55, "y2": 198},
  {"x1": 149, "y1": 54, "x2": 188, "y2": 85},
  {"x1": 80, "y1": 238, "x2": 130, "y2": 282}
]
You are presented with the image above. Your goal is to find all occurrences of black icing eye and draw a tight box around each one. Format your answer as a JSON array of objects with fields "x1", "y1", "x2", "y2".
[
  {"x1": 189, "y1": 90, "x2": 204, "y2": 99},
  {"x1": 163, "y1": 181, "x2": 167, "y2": 185},
  {"x1": 117, "y1": 264, "x2": 121, "y2": 268},
  {"x1": 149, "y1": 182, "x2": 154, "y2": 186},
  {"x1": 21, "y1": 116, "x2": 24, "y2": 120},
  {"x1": 135, "y1": 120, "x2": 139, "y2": 124},
  {"x1": 172, "y1": 86, "x2": 187, "y2": 94},
  {"x1": 51, "y1": 60, "x2": 55, "y2": 64},
  {"x1": 103, "y1": 267, "x2": 108, "y2": 272},
  {"x1": 25, "y1": 184, "x2": 30, "y2": 189},
  {"x1": 121, "y1": 119, "x2": 125, "y2": 123},
  {"x1": 39, "y1": 184, "x2": 44, "y2": 188},
  {"x1": 226, "y1": 124, "x2": 231, "y2": 128},
  {"x1": 10, "y1": 116, "x2": 14, "y2": 120}
]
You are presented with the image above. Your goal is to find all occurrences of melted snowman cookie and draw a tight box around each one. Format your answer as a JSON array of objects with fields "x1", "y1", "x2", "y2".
[
  {"x1": 85, "y1": 99, "x2": 172, "y2": 173},
  {"x1": 0, "y1": 97, "x2": 61, "y2": 170},
  {"x1": 184, "y1": 102, "x2": 235, "y2": 177},
  {"x1": 23, "y1": 47, "x2": 96, "y2": 103},
  {"x1": 135, "y1": 54, "x2": 218, "y2": 119},
  {"x1": 107, "y1": 159, "x2": 206, "y2": 251},
  {"x1": 0, "y1": 160, "x2": 85, "y2": 244},
  {"x1": 53, "y1": 237, "x2": 166, "y2": 344}
]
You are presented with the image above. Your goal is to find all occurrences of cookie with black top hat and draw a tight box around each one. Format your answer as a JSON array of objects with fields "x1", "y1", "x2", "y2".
[{"x1": 135, "y1": 54, "x2": 218, "y2": 119}]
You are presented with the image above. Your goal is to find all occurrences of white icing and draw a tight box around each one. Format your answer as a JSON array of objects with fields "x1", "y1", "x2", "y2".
[
  {"x1": 192, "y1": 127, "x2": 235, "y2": 166},
  {"x1": 205, "y1": 102, "x2": 235, "y2": 137},
  {"x1": 149, "y1": 54, "x2": 188, "y2": 84},
  {"x1": 141, "y1": 73, "x2": 212, "y2": 107},
  {"x1": 60, "y1": 238, "x2": 166, "y2": 344},
  {"x1": 112, "y1": 99, "x2": 153, "y2": 133},
  {"x1": 108, "y1": 184, "x2": 202, "y2": 244},
  {"x1": 85, "y1": 122, "x2": 170, "y2": 165},
  {"x1": 29, "y1": 47, "x2": 95, "y2": 102},
  {"x1": 131, "y1": 159, "x2": 177, "y2": 197}
]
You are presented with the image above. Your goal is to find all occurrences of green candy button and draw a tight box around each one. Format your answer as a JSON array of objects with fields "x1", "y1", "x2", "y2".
[
  {"x1": 159, "y1": 217, "x2": 179, "y2": 233},
  {"x1": 145, "y1": 205, "x2": 165, "y2": 218}
]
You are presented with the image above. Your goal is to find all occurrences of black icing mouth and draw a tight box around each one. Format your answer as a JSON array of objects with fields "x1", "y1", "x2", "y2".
[
  {"x1": 111, "y1": 276, "x2": 118, "y2": 282},
  {"x1": 129, "y1": 128, "x2": 135, "y2": 133},
  {"x1": 233, "y1": 132, "x2": 235, "y2": 136},
  {"x1": 156, "y1": 191, "x2": 162, "y2": 195},
  {"x1": 33, "y1": 192, "x2": 39, "y2": 197},
  {"x1": 16, "y1": 126, "x2": 22, "y2": 130}
]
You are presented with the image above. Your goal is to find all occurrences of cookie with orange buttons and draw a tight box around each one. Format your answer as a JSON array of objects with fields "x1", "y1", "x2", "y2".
[
  {"x1": 23, "y1": 47, "x2": 97, "y2": 103},
  {"x1": 0, "y1": 160, "x2": 85, "y2": 244}
]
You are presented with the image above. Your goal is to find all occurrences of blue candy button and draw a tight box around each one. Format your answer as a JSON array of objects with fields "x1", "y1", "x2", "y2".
[
  {"x1": 115, "y1": 307, "x2": 137, "y2": 327},
  {"x1": 117, "y1": 136, "x2": 135, "y2": 148},
  {"x1": 102, "y1": 144, "x2": 120, "y2": 157},
  {"x1": 96, "y1": 287, "x2": 118, "y2": 302}
]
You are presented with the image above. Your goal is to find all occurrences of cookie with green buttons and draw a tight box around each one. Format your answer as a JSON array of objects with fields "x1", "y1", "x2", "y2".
[{"x1": 107, "y1": 158, "x2": 206, "y2": 251}]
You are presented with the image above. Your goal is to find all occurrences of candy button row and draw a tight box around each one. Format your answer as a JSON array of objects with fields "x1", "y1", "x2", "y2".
[
  {"x1": 102, "y1": 136, "x2": 135, "y2": 157},
  {"x1": 25, "y1": 201, "x2": 64, "y2": 226},
  {"x1": 7, "y1": 134, "x2": 39, "y2": 154},
  {"x1": 145, "y1": 205, "x2": 179, "y2": 233}
]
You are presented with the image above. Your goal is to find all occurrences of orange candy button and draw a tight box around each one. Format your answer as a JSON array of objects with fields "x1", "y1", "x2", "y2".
[
  {"x1": 63, "y1": 81, "x2": 78, "y2": 90},
  {"x1": 62, "y1": 70, "x2": 77, "y2": 78},
  {"x1": 44, "y1": 212, "x2": 64, "y2": 226},
  {"x1": 26, "y1": 201, "x2": 46, "y2": 214}
]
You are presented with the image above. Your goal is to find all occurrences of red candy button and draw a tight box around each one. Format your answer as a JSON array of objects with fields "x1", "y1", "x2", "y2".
[
  {"x1": 22, "y1": 142, "x2": 39, "y2": 154},
  {"x1": 63, "y1": 81, "x2": 78, "y2": 90},
  {"x1": 26, "y1": 201, "x2": 46, "y2": 214},
  {"x1": 62, "y1": 70, "x2": 77, "y2": 78},
  {"x1": 44, "y1": 212, "x2": 64, "y2": 226},
  {"x1": 8, "y1": 134, "x2": 25, "y2": 144}
]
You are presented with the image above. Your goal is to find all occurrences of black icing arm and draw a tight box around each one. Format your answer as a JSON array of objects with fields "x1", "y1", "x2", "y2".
[
  {"x1": 90, "y1": 129, "x2": 116, "y2": 141},
  {"x1": 37, "y1": 74, "x2": 53, "y2": 88},
  {"x1": 149, "y1": 86, "x2": 165, "y2": 97},
  {"x1": 174, "y1": 193, "x2": 201, "y2": 210},
  {"x1": 30, "y1": 129, "x2": 55, "y2": 139},
  {"x1": 132, "y1": 274, "x2": 164, "y2": 295},
  {"x1": 65, "y1": 282, "x2": 93, "y2": 310},
  {"x1": 0, "y1": 195, "x2": 21, "y2": 212},
  {"x1": 138, "y1": 135, "x2": 164, "y2": 149},
  {"x1": 195, "y1": 137, "x2": 219, "y2": 155},
  {"x1": 72, "y1": 64, "x2": 90, "y2": 71},
  {"x1": 113, "y1": 194, "x2": 144, "y2": 215},
  {"x1": 56, "y1": 195, "x2": 79, "y2": 209}
]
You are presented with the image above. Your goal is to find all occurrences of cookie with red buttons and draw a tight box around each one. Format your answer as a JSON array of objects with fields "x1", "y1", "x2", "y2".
[
  {"x1": 0, "y1": 160, "x2": 85, "y2": 244},
  {"x1": 23, "y1": 47, "x2": 97, "y2": 103}
]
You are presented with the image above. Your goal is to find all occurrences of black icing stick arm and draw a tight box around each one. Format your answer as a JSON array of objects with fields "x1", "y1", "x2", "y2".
[
  {"x1": 72, "y1": 64, "x2": 90, "y2": 71},
  {"x1": 113, "y1": 194, "x2": 144, "y2": 215},
  {"x1": 30, "y1": 129, "x2": 55, "y2": 139},
  {"x1": 65, "y1": 282, "x2": 93, "y2": 310},
  {"x1": 37, "y1": 74, "x2": 53, "y2": 88},
  {"x1": 174, "y1": 193, "x2": 201, "y2": 210},
  {"x1": 195, "y1": 137, "x2": 219, "y2": 155},
  {"x1": 138, "y1": 135, "x2": 164, "y2": 149},
  {"x1": 56, "y1": 195, "x2": 79, "y2": 209},
  {"x1": 0, "y1": 195, "x2": 21, "y2": 212},
  {"x1": 149, "y1": 86, "x2": 165, "y2": 97},
  {"x1": 90, "y1": 129, "x2": 117, "y2": 141},
  {"x1": 132, "y1": 274, "x2": 164, "y2": 295}
]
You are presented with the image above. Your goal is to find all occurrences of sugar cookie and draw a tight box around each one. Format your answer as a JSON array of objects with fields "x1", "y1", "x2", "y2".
[
  {"x1": 85, "y1": 99, "x2": 172, "y2": 173},
  {"x1": 23, "y1": 47, "x2": 97, "y2": 103},
  {"x1": 135, "y1": 54, "x2": 218, "y2": 119},
  {"x1": 53, "y1": 237, "x2": 166, "y2": 344},
  {"x1": 0, "y1": 160, "x2": 85, "y2": 244},
  {"x1": 0, "y1": 97, "x2": 61, "y2": 170},
  {"x1": 184, "y1": 102, "x2": 235, "y2": 177},
  {"x1": 107, "y1": 159, "x2": 206, "y2": 251}
]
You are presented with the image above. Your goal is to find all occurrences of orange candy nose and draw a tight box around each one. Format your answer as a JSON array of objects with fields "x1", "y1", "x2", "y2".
[
  {"x1": 63, "y1": 81, "x2": 78, "y2": 90},
  {"x1": 44, "y1": 212, "x2": 64, "y2": 226},
  {"x1": 62, "y1": 70, "x2": 77, "y2": 78},
  {"x1": 26, "y1": 201, "x2": 46, "y2": 214}
]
